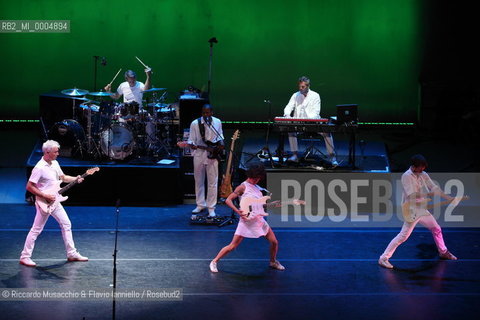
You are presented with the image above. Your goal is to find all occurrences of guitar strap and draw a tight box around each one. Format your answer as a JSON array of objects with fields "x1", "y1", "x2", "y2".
[
  {"x1": 256, "y1": 185, "x2": 272, "y2": 197},
  {"x1": 197, "y1": 118, "x2": 208, "y2": 144}
]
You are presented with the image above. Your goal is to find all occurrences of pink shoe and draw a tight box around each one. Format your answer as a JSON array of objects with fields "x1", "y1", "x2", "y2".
[
  {"x1": 19, "y1": 257, "x2": 37, "y2": 267},
  {"x1": 439, "y1": 250, "x2": 457, "y2": 260},
  {"x1": 67, "y1": 252, "x2": 88, "y2": 262}
]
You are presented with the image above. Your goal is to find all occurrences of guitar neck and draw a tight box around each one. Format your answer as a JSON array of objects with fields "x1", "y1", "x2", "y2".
[
  {"x1": 58, "y1": 171, "x2": 89, "y2": 195},
  {"x1": 224, "y1": 140, "x2": 237, "y2": 174},
  {"x1": 264, "y1": 200, "x2": 297, "y2": 208},
  {"x1": 426, "y1": 198, "x2": 459, "y2": 210}
]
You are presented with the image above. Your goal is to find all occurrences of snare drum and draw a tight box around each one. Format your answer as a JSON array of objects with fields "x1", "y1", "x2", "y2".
[{"x1": 100, "y1": 123, "x2": 135, "y2": 160}]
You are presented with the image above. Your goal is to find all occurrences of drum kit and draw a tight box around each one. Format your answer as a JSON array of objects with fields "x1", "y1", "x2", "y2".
[{"x1": 50, "y1": 87, "x2": 178, "y2": 161}]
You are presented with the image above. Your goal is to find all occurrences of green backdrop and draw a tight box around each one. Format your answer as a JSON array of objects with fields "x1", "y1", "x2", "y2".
[{"x1": 0, "y1": 0, "x2": 419, "y2": 122}]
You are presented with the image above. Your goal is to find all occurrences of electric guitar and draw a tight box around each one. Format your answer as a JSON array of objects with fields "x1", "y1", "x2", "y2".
[
  {"x1": 239, "y1": 196, "x2": 305, "y2": 220},
  {"x1": 402, "y1": 195, "x2": 469, "y2": 222},
  {"x1": 219, "y1": 130, "x2": 240, "y2": 199},
  {"x1": 177, "y1": 141, "x2": 225, "y2": 161},
  {"x1": 36, "y1": 167, "x2": 100, "y2": 215}
]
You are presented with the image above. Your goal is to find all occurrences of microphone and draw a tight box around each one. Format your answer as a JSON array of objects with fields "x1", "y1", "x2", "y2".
[
  {"x1": 264, "y1": 99, "x2": 271, "y2": 104},
  {"x1": 208, "y1": 37, "x2": 218, "y2": 44},
  {"x1": 101, "y1": 56, "x2": 107, "y2": 66},
  {"x1": 203, "y1": 116, "x2": 212, "y2": 125}
]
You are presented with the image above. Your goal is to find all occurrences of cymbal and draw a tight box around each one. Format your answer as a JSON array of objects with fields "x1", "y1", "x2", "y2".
[
  {"x1": 87, "y1": 91, "x2": 113, "y2": 97},
  {"x1": 143, "y1": 87, "x2": 166, "y2": 93},
  {"x1": 71, "y1": 97, "x2": 92, "y2": 102},
  {"x1": 61, "y1": 88, "x2": 89, "y2": 96}
]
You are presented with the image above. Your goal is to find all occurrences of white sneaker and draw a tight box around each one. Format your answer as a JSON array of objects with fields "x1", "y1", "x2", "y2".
[
  {"x1": 67, "y1": 252, "x2": 88, "y2": 262},
  {"x1": 19, "y1": 257, "x2": 37, "y2": 267},
  {"x1": 208, "y1": 209, "x2": 216, "y2": 217},
  {"x1": 378, "y1": 256, "x2": 393, "y2": 269},
  {"x1": 191, "y1": 214, "x2": 198, "y2": 220},
  {"x1": 192, "y1": 206, "x2": 205, "y2": 213},
  {"x1": 269, "y1": 260, "x2": 285, "y2": 271},
  {"x1": 209, "y1": 260, "x2": 218, "y2": 273},
  {"x1": 287, "y1": 154, "x2": 299, "y2": 162}
]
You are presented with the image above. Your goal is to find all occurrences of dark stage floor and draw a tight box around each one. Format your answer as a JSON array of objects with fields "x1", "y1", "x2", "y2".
[{"x1": 0, "y1": 204, "x2": 479, "y2": 320}]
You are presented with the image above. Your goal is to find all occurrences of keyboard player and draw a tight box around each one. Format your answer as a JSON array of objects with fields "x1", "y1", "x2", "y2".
[{"x1": 282, "y1": 76, "x2": 337, "y2": 165}]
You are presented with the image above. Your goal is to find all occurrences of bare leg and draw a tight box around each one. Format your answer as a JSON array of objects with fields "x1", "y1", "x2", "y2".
[
  {"x1": 264, "y1": 228, "x2": 279, "y2": 263},
  {"x1": 265, "y1": 228, "x2": 285, "y2": 270},
  {"x1": 212, "y1": 235, "x2": 244, "y2": 263}
]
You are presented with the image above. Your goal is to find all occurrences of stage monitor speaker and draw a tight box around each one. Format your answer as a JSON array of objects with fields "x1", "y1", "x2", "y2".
[{"x1": 179, "y1": 98, "x2": 206, "y2": 130}]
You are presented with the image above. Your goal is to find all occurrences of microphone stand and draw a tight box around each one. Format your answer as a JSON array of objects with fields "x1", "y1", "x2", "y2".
[
  {"x1": 112, "y1": 199, "x2": 120, "y2": 320},
  {"x1": 93, "y1": 56, "x2": 106, "y2": 92},
  {"x1": 207, "y1": 37, "x2": 218, "y2": 101},
  {"x1": 245, "y1": 100, "x2": 275, "y2": 168}
]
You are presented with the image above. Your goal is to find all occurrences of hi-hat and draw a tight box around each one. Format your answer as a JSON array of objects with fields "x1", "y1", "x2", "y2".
[
  {"x1": 71, "y1": 97, "x2": 92, "y2": 102},
  {"x1": 88, "y1": 91, "x2": 113, "y2": 97},
  {"x1": 61, "y1": 88, "x2": 89, "y2": 96},
  {"x1": 143, "y1": 87, "x2": 166, "y2": 93}
]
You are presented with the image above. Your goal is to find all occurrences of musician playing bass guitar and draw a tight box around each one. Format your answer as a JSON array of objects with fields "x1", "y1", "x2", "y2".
[
  {"x1": 187, "y1": 104, "x2": 224, "y2": 218},
  {"x1": 209, "y1": 163, "x2": 285, "y2": 273},
  {"x1": 19, "y1": 140, "x2": 88, "y2": 267}
]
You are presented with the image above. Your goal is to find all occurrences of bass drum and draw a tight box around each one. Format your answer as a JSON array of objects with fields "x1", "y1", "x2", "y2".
[
  {"x1": 100, "y1": 123, "x2": 134, "y2": 160},
  {"x1": 48, "y1": 119, "x2": 85, "y2": 157}
]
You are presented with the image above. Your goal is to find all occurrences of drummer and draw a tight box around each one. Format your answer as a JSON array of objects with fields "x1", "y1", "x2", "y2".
[{"x1": 104, "y1": 68, "x2": 152, "y2": 106}]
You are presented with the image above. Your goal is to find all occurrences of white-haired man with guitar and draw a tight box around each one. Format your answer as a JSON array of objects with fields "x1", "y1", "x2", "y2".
[
  {"x1": 20, "y1": 140, "x2": 90, "y2": 267},
  {"x1": 378, "y1": 154, "x2": 462, "y2": 269}
]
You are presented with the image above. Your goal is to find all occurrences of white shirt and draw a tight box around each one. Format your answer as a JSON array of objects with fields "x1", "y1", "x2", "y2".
[
  {"x1": 29, "y1": 158, "x2": 64, "y2": 192},
  {"x1": 401, "y1": 168, "x2": 439, "y2": 204},
  {"x1": 283, "y1": 89, "x2": 321, "y2": 119},
  {"x1": 187, "y1": 116, "x2": 224, "y2": 157},
  {"x1": 117, "y1": 81, "x2": 145, "y2": 105}
]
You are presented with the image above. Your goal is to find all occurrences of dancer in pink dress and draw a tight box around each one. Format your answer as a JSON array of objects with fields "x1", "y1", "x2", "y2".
[{"x1": 209, "y1": 164, "x2": 285, "y2": 272}]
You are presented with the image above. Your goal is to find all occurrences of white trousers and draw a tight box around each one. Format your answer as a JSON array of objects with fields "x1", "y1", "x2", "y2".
[
  {"x1": 20, "y1": 203, "x2": 77, "y2": 259},
  {"x1": 381, "y1": 213, "x2": 447, "y2": 259},
  {"x1": 288, "y1": 132, "x2": 335, "y2": 156},
  {"x1": 193, "y1": 154, "x2": 218, "y2": 209}
]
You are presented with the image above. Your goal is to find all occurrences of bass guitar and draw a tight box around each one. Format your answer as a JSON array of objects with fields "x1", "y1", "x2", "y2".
[
  {"x1": 177, "y1": 141, "x2": 224, "y2": 161},
  {"x1": 219, "y1": 130, "x2": 240, "y2": 199},
  {"x1": 239, "y1": 196, "x2": 305, "y2": 220},
  {"x1": 36, "y1": 167, "x2": 100, "y2": 215}
]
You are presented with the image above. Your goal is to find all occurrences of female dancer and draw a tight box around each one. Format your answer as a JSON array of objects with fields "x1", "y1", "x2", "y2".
[{"x1": 209, "y1": 163, "x2": 285, "y2": 272}]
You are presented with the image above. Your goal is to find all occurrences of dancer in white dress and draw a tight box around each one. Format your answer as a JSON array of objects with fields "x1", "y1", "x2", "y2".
[{"x1": 209, "y1": 164, "x2": 285, "y2": 272}]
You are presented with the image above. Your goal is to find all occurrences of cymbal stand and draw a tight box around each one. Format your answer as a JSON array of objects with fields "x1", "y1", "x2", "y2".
[{"x1": 85, "y1": 107, "x2": 102, "y2": 159}]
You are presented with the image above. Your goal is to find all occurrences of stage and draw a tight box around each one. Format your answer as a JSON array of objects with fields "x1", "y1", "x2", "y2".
[
  {"x1": 0, "y1": 125, "x2": 479, "y2": 319},
  {"x1": 0, "y1": 204, "x2": 479, "y2": 320}
]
